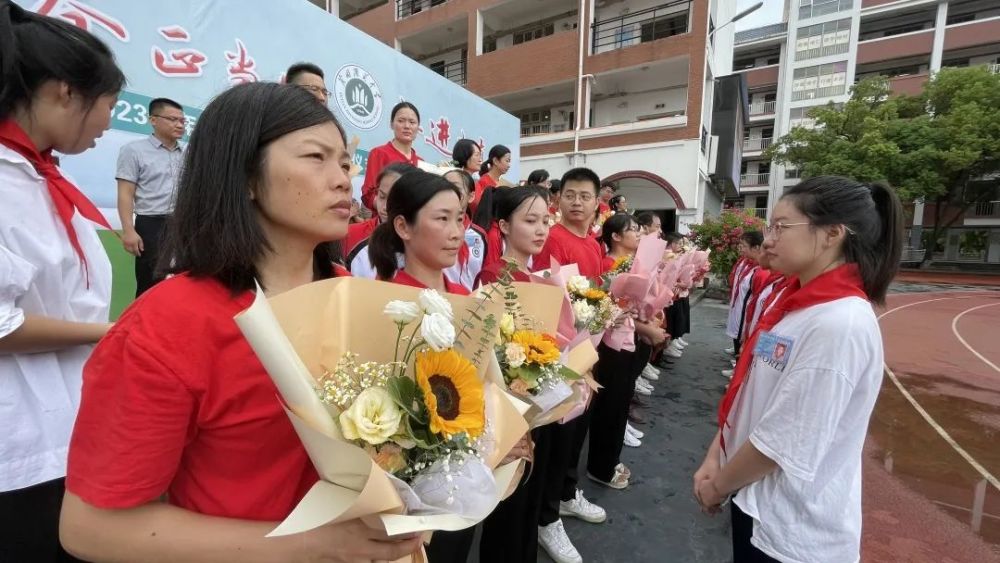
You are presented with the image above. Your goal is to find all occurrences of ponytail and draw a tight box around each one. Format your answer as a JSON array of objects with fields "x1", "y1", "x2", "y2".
[
  {"x1": 784, "y1": 176, "x2": 904, "y2": 306},
  {"x1": 472, "y1": 185, "x2": 497, "y2": 230},
  {"x1": 368, "y1": 222, "x2": 404, "y2": 280},
  {"x1": 480, "y1": 144, "x2": 511, "y2": 177},
  {"x1": 0, "y1": 1, "x2": 125, "y2": 120}
]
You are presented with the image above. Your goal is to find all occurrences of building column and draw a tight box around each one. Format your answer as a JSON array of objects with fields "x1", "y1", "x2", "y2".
[{"x1": 913, "y1": 2, "x2": 949, "y2": 251}]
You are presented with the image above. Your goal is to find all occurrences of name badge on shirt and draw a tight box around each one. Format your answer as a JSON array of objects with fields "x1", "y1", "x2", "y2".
[{"x1": 754, "y1": 331, "x2": 794, "y2": 371}]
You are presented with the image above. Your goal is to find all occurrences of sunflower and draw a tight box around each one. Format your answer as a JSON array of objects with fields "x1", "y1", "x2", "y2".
[
  {"x1": 415, "y1": 349, "x2": 485, "y2": 438},
  {"x1": 512, "y1": 330, "x2": 561, "y2": 365},
  {"x1": 611, "y1": 255, "x2": 633, "y2": 273},
  {"x1": 583, "y1": 288, "x2": 608, "y2": 301}
]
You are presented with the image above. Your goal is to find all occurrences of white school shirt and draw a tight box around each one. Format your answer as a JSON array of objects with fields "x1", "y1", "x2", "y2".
[
  {"x1": 726, "y1": 265, "x2": 758, "y2": 339},
  {"x1": 745, "y1": 278, "x2": 783, "y2": 337},
  {"x1": 349, "y1": 227, "x2": 488, "y2": 291},
  {"x1": 0, "y1": 145, "x2": 112, "y2": 492},
  {"x1": 720, "y1": 296, "x2": 883, "y2": 563}
]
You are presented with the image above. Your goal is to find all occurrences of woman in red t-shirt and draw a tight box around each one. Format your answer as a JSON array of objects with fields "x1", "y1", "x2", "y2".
[
  {"x1": 360, "y1": 101, "x2": 421, "y2": 211},
  {"x1": 469, "y1": 144, "x2": 510, "y2": 216},
  {"x1": 452, "y1": 138, "x2": 482, "y2": 179},
  {"x1": 474, "y1": 185, "x2": 551, "y2": 287},
  {"x1": 60, "y1": 83, "x2": 421, "y2": 562}
]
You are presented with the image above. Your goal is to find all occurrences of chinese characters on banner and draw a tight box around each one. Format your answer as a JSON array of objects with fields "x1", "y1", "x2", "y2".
[
  {"x1": 423, "y1": 116, "x2": 487, "y2": 159},
  {"x1": 36, "y1": 0, "x2": 130, "y2": 41}
]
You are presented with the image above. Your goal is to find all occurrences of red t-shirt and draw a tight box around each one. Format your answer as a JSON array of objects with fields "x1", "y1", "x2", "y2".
[
  {"x1": 475, "y1": 262, "x2": 531, "y2": 287},
  {"x1": 601, "y1": 255, "x2": 616, "y2": 273},
  {"x1": 345, "y1": 216, "x2": 379, "y2": 259},
  {"x1": 470, "y1": 175, "x2": 497, "y2": 217},
  {"x1": 361, "y1": 141, "x2": 419, "y2": 211},
  {"x1": 67, "y1": 273, "x2": 338, "y2": 519},
  {"x1": 532, "y1": 223, "x2": 607, "y2": 280},
  {"x1": 598, "y1": 201, "x2": 611, "y2": 215},
  {"x1": 481, "y1": 222, "x2": 504, "y2": 274},
  {"x1": 391, "y1": 269, "x2": 470, "y2": 296}
]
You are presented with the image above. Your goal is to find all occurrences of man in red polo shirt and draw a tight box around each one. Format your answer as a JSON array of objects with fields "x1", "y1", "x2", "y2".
[{"x1": 532, "y1": 167, "x2": 609, "y2": 563}]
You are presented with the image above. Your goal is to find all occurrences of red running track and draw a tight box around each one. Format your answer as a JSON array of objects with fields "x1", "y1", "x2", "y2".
[{"x1": 864, "y1": 291, "x2": 1000, "y2": 562}]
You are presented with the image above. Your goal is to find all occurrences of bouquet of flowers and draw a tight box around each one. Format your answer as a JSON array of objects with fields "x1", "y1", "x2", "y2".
[
  {"x1": 566, "y1": 274, "x2": 618, "y2": 335},
  {"x1": 235, "y1": 278, "x2": 529, "y2": 549}
]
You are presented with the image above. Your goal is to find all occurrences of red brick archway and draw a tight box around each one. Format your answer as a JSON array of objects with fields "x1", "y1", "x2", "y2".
[{"x1": 602, "y1": 170, "x2": 687, "y2": 210}]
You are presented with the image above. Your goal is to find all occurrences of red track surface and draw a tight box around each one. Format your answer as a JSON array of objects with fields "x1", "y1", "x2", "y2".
[{"x1": 864, "y1": 291, "x2": 1000, "y2": 562}]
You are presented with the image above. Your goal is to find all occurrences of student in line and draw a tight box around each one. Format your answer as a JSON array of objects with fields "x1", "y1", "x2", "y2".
[
  {"x1": 694, "y1": 176, "x2": 903, "y2": 563},
  {"x1": 345, "y1": 162, "x2": 417, "y2": 274},
  {"x1": 442, "y1": 169, "x2": 488, "y2": 291},
  {"x1": 470, "y1": 144, "x2": 510, "y2": 216},
  {"x1": 723, "y1": 231, "x2": 763, "y2": 378},
  {"x1": 0, "y1": 4, "x2": 123, "y2": 560},
  {"x1": 59, "y1": 82, "x2": 421, "y2": 563}
]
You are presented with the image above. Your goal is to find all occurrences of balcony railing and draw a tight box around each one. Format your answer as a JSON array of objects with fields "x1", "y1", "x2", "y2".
[
  {"x1": 743, "y1": 137, "x2": 773, "y2": 152},
  {"x1": 749, "y1": 207, "x2": 768, "y2": 219},
  {"x1": 396, "y1": 0, "x2": 447, "y2": 19},
  {"x1": 971, "y1": 201, "x2": 1000, "y2": 218},
  {"x1": 741, "y1": 173, "x2": 770, "y2": 186},
  {"x1": 749, "y1": 100, "x2": 777, "y2": 116},
  {"x1": 591, "y1": 0, "x2": 691, "y2": 53},
  {"x1": 735, "y1": 22, "x2": 787, "y2": 45},
  {"x1": 432, "y1": 59, "x2": 466, "y2": 85},
  {"x1": 989, "y1": 63, "x2": 1000, "y2": 75}
]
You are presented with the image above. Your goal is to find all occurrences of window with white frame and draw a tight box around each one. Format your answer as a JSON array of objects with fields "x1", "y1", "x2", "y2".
[
  {"x1": 798, "y1": 0, "x2": 853, "y2": 20},
  {"x1": 795, "y1": 19, "x2": 851, "y2": 61},
  {"x1": 791, "y1": 61, "x2": 848, "y2": 101}
]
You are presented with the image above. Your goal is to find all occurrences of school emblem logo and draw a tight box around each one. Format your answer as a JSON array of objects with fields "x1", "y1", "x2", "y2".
[{"x1": 334, "y1": 64, "x2": 382, "y2": 130}]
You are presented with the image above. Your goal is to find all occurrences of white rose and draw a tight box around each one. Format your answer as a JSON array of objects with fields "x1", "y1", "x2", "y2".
[
  {"x1": 339, "y1": 387, "x2": 403, "y2": 445},
  {"x1": 499, "y1": 312, "x2": 516, "y2": 339},
  {"x1": 421, "y1": 312, "x2": 456, "y2": 351},
  {"x1": 572, "y1": 300, "x2": 595, "y2": 324},
  {"x1": 419, "y1": 289, "x2": 454, "y2": 320},
  {"x1": 505, "y1": 343, "x2": 527, "y2": 368},
  {"x1": 384, "y1": 300, "x2": 421, "y2": 324},
  {"x1": 567, "y1": 275, "x2": 590, "y2": 294}
]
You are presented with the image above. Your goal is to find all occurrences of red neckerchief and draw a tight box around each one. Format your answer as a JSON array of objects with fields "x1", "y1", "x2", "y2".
[
  {"x1": 458, "y1": 216, "x2": 471, "y2": 269},
  {"x1": 718, "y1": 263, "x2": 868, "y2": 454},
  {"x1": 391, "y1": 269, "x2": 469, "y2": 295},
  {"x1": 729, "y1": 258, "x2": 749, "y2": 303},
  {"x1": 0, "y1": 119, "x2": 113, "y2": 282},
  {"x1": 741, "y1": 269, "x2": 785, "y2": 335}
]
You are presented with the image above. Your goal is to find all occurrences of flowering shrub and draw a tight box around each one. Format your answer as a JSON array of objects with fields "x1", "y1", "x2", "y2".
[{"x1": 688, "y1": 209, "x2": 766, "y2": 282}]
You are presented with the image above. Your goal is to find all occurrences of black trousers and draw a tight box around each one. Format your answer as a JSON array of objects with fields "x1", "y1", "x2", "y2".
[
  {"x1": 538, "y1": 403, "x2": 592, "y2": 525},
  {"x1": 666, "y1": 296, "x2": 691, "y2": 338},
  {"x1": 586, "y1": 343, "x2": 637, "y2": 482},
  {"x1": 0, "y1": 478, "x2": 82, "y2": 563},
  {"x1": 731, "y1": 503, "x2": 780, "y2": 563},
  {"x1": 134, "y1": 214, "x2": 169, "y2": 297},
  {"x1": 479, "y1": 426, "x2": 550, "y2": 563},
  {"x1": 425, "y1": 527, "x2": 475, "y2": 563}
]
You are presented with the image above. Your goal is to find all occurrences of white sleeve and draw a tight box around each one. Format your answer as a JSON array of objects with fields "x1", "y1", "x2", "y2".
[
  {"x1": 0, "y1": 244, "x2": 38, "y2": 338},
  {"x1": 350, "y1": 247, "x2": 378, "y2": 280},
  {"x1": 748, "y1": 366, "x2": 855, "y2": 482}
]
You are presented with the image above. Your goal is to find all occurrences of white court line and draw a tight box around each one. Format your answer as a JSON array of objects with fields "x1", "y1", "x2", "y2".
[
  {"x1": 951, "y1": 302, "x2": 1000, "y2": 375},
  {"x1": 878, "y1": 294, "x2": 1000, "y2": 493}
]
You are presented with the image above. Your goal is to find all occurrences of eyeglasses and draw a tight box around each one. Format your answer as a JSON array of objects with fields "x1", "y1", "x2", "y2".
[
  {"x1": 299, "y1": 85, "x2": 331, "y2": 97},
  {"x1": 561, "y1": 192, "x2": 595, "y2": 203},
  {"x1": 765, "y1": 222, "x2": 809, "y2": 239},
  {"x1": 152, "y1": 114, "x2": 186, "y2": 125}
]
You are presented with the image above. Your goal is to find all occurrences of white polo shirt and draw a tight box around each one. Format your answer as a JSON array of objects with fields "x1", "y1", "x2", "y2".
[
  {"x1": 721, "y1": 296, "x2": 883, "y2": 563},
  {"x1": 0, "y1": 145, "x2": 111, "y2": 492}
]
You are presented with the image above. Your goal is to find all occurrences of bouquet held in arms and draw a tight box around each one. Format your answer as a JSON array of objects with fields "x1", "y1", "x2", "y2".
[{"x1": 234, "y1": 277, "x2": 529, "y2": 549}]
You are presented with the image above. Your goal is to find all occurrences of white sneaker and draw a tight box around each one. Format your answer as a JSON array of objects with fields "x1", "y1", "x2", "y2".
[
  {"x1": 665, "y1": 347, "x2": 683, "y2": 358},
  {"x1": 674, "y1": 339, "x2": 688, "y2": 349},
  {"x1": 538, "y1": 520, "x2": 583, "y2": 563},
  {"x1": 721, "y1": 369, "x2": 734, "y2": 379},
  {"x1": 559, "y1": 489, "x2": 607, "y2": 523},
  {"x1": 678, "y1": 337, "x2": 690, "y2": 347},
  {"x1": 626, "y1": 422, "x2": 644, "y2": 439},
  {"x1": 724, "y1": 346, "x2": 735, "y2": 355},
  {"x1": 638, "y1": 377, "x2": 654, "y2": 391},
  {"x1": 642, "y1": 364, "x2": 660, "y2": 381},
  {"x1": 624, "y1": 431, "x2": 642, "y2": 447},
  {"x1": 635, "y1": 380, "x2": 652, "y2": 396}
]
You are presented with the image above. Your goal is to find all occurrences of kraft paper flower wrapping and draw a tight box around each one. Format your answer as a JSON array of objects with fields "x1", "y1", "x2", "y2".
[
  {"x1": 478, "y1": 281, "x2": 599, "y2": 428},
  {"x1": 233, "y1": 277, "x2": 530, "y2": 550}
]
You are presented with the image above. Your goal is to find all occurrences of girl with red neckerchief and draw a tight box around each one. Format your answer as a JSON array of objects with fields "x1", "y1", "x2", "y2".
[{"x1": 693, "y1": 176, "x2": 903, "y2": 563}]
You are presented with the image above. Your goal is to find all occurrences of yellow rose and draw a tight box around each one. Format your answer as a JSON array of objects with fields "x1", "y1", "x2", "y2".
[
  {"x1": 339, "y1": 387, "x2": 403, "y2": 445},
  {"x1": 499, "y1": 312, "x2": 516, "y2": 339}
]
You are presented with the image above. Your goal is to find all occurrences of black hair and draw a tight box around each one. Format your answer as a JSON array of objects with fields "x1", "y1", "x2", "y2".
[
  {"x1": 561, "y1": 167, "x2": 602, "y2": 195},
  {"x1": 549, "y1": 179, "x2": 562, "y2": 195},
  {"x1": 527, "y1": 169, "x2": 550, "y2": 185},
  {"x1": 480, "y1": 144, "x2": 511, "y2": 176},
  {"x1": 600, "y1": 213, "x2": 637, "y2": 251},
  {"x1": 376, "y1": 162, "x2": 418, "y2": 186},
  {"x1": 471, "y1": 185, "x2": 497, "y2": 231},
  {"x1": 443, "y1": 168, "x2": 476, "y2": 218},
  {"x1": 159, "y1": 82, "x2": 347, "y2": 293},
  {"x1": 740, "y1": 230, "x2": 764, "y2": 247},
  {"x1": 494, "y1": 185, "x2": 549, "y2": 225},
  {"x1": 635, "y1": 212, "x2": 656, "y2": 227},
  {"x1": 600, "y1": 181, "x2": 617, "y2": 192},
  {"x1": 391, "y1": 101, "x2": 420, "y2": 123},
  {"x1": 368, "y1": 170, "x2": 462, "y2": 280},
  {"x1": 663, "y1": 232, "x2": 684, "y2": 244},
  {"x1": 783, "y1": 176, "x2": 903, "y2": 305},
  {"x1": 0, "y1": 1, "x2": 126, "y2": 121},
  {"x1": 149, "y1": 97, "x2": 182, "y2": 115},
  {"x1": 452, "y1": 138, "x2": 480, "y2": 170},
  {"x1": 609, "y1": 194, "x2": 626, "y2": 211},
  {"x1": 285, "y1": 62, "x2": 324, "y2": 83}
]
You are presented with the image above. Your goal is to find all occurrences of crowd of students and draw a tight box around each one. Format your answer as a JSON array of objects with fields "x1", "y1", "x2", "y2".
[{"x1": 1, "y1": 4, "x2": 906, "y2": 563}]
